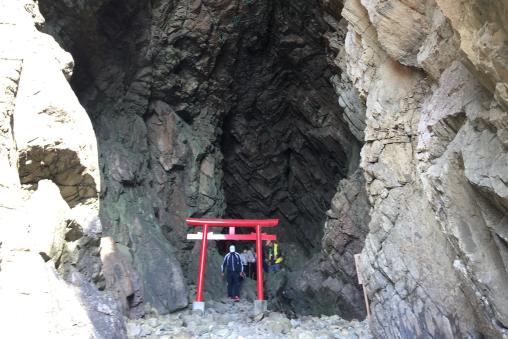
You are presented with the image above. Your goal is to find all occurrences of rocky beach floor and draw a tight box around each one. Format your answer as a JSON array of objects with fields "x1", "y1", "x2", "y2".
[{"x1": 127, "y1": 299, "x2": 372, "y2": 339}]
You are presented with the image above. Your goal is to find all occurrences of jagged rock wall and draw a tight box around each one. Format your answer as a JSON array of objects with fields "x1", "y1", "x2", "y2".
[
  {"x1": 39, "y1": 0, "x2": 223, "y2": 314},
  {"x1": 338, "y1": 0, "x2": 508, "y2": 337},
  {"x1": 221, "y1": 0, "x2": 359, "y2": 252},
  {"x1": 280, "y1": 169, "x2": 370, "y2": 319},
  {"x1": 7, "y1": 1, "x2": 508, "y2": 338},
  {"x1": 256, "y1": 0, "x2": 371, "y2": 321},
  {"x1": 39, "y1": 0, "x2": 368, "y2": 319},
  {"x1": 0, "y1": 1, "x2": 125, "y2": 337},
  {"x1": 267, "y1": 3, "x2": 370, "y2": 320}
]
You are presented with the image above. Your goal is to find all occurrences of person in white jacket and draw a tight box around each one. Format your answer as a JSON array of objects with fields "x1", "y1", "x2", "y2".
[{"x1": 240, "y1": 246, "x2": 256, "y2": 279}]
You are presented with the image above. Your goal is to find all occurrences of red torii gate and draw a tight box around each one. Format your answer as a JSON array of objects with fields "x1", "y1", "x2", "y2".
[{"x1": 186, "y1": 218, "x2": 278, "y2": 313}]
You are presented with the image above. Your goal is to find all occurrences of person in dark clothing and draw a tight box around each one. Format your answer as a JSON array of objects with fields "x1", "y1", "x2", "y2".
[{"x1": 221, "y1": 245, "x2": 244, "y2": 301}]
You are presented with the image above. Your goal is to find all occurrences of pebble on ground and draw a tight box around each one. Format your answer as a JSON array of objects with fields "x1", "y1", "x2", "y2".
[{"x1": 127, "y1": 299, "x2": 372, "y2": 339}]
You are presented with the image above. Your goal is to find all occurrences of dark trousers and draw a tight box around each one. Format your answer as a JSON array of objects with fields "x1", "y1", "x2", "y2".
[
  {"x1": 226, "y1": 270, "x2": 241, "y2": 298},
  {"x1": 263, "y1": 260, "x2": 269, "y2": 273},
  {"x1": 248, "y1": 262, "x2": 256, "y2": 279}
]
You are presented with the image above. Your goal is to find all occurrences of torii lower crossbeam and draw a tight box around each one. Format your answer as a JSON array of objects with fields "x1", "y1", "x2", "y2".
[
  {"x1": 186, "y1": 218, "x2": 278, "y2": 311},
  {"x1": 187, "y1": 232, "x2": 276, "y2": 241}
]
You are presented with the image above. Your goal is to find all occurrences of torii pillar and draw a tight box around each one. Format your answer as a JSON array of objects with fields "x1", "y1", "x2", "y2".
[{"x1": 186, "y1": 218, "x2": 278, "y2": 314}]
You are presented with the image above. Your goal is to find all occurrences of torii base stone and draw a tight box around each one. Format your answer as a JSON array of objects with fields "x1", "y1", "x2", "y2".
[
  {"x1": 192, "y1": 301, "x2": 206, "y2": 314},
  {"x1": 254, "y1": 300, "x2": 267, "y2": 315}
]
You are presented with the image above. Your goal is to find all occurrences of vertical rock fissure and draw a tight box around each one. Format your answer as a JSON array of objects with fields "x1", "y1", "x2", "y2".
[
  {"x1": 220, "y1": 0, "x2": 358, "y2": 256},
  {"x1": 218, "y1": 0, "x2": 371, "y2": 320}
]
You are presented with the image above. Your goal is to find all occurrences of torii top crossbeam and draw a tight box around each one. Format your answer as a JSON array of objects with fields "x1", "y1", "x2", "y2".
[
  {"x1": 186, "y1": 218, "x2": 279, "y2": 303},
  {"x1": 186, "y1": 218, "x2": 278, "y2": 227}
]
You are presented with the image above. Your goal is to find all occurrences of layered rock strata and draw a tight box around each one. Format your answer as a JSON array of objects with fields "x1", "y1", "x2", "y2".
[
  {"x1": 281, "y1": 169, "x2": 370, "y2": 319},
  {"x1": 6, "y1": 1, "x2": 507, "y2": 338},
  {"x1": 0, "y1": 1, "x2": 125, "y2": 337},
  {"x1": 39, "y1": 0, "x2": 366, "y2": 319},
  {"x1": 221, "y1": 0, "x2": 359, "y2": 252},
  {"x1": 339, "y1": 0, "x2": 508, "y2": 337}
]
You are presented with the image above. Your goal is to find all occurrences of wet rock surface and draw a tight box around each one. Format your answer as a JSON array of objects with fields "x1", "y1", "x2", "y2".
[{"x1": 127, "y1": 299, "x2": 372, "y2": 339}]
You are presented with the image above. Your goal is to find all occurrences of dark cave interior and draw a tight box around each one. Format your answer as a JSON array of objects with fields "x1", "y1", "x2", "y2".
[{"x1": 39, "y1": 0, "x2": 364, "y2": 319}]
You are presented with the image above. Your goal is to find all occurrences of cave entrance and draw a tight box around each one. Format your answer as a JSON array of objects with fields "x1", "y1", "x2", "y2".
[
  {"x1": 39, "y1": 0, "x2": 368, "y2": 321},
  {"x1": 219, "y1": 85, "x2": 362, "y2": 315},
  {"x1": 221, "y1": 103, "x2": 353, "y2": 259},
  {"x1": 218, "y1": 5, "x2": 359, "y2": 268},
  {"x1": 216, "y1": 0, "x2": 366, "y2": 319}
]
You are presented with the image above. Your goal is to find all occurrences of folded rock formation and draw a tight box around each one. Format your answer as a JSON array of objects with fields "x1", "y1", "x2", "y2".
[{"x1": 0, "y1": 0, "x2": 507, "y2": 338}]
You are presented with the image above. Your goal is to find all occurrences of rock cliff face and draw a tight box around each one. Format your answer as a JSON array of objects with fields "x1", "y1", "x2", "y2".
[
  {"x1": 0, "y1": 1, "x2": 124, "y2": 337},
  {"x1": 340, "y1": 0, "x2": 508, "y2": 337},
  {"x1": 38, "y1": 0, "x2": 364, "y2": 319},
  {"x1": 220, "y1": 0, "x2": 359, "y2": 251},
  {"x1": 1, "y1": 0, "x2": 508, "y2": 338},
  {"x1": 280, "y1": 169, "x2": 370, "y2": 319}
]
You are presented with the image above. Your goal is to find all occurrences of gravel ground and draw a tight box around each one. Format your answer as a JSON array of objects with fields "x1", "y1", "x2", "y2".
[{"x1": 127, "y1": 298, "x2": 373, "y2": 339}]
